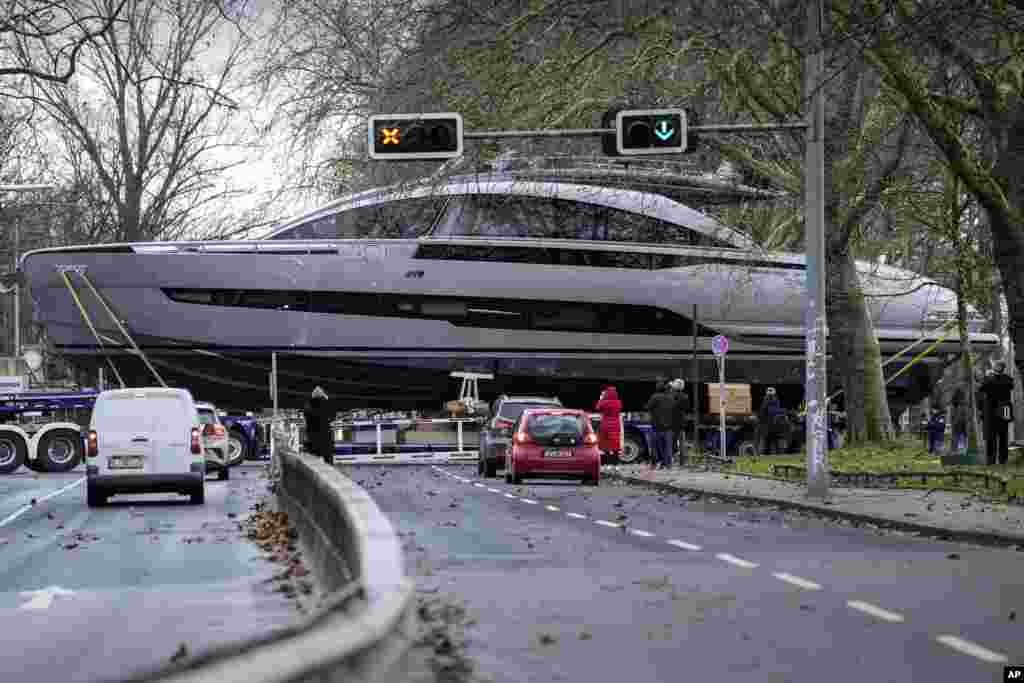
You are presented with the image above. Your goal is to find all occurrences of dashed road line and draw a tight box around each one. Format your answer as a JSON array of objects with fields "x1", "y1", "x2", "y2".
[
  {"x1": 521, "y1": 498, "x2": 538, "y2": 504},
  {"x1": 595, "y1": 520, "x2": 621, "y2": 528},
  {"x1": 487, "y1": 488, "x2": 501, "y2": 493},
  {"x1": 473, "y1": 483, "x2": 485, "y2": 488},
  {"x1": 504, "y1": 494, "x2": 517, "y2": 499},
  {"x1": 716, "y1": 553, "x2": 758, "y2": 569},
  {"x1": 567, "y1": 512, "x2": 587, "y2": 519},
  {"x1": 545, "y1": 505, "x2": 560, "y2": 512},
  {"x1": 629, "y1": 529, "x2": 654, "y2": 537},
  {"x1": 935, "y1": 635, "x2": 1008, "y2": 663},
  {"x1": 0, "y1": 477, "x2": 86, "y2": 528},
  {"x1": 846, "y1": 601, "x2": 905, "y2": 623},
  {"x1": 772, "y1": 572, "x2": 822, "y2": 591},
  {"x1": 667, "y1": 539, "x2": 702, "y2": 551}
]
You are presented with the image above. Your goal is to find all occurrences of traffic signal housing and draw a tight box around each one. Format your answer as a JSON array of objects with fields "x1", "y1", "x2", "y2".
[
  {"x1": 368, "y1": 113, "x2": 463, "y2": 160},
  {"x1": 614, "y1": 108, "x2": 687, "y2": 155}
]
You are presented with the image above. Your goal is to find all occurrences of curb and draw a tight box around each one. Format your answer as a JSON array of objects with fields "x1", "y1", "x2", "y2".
[
  {"x1": 604, "y1": 470, "x2": 1024, "y2": 549},
  {"x1": 123, "y1": 426, "x2": 416, "y2": 683}
]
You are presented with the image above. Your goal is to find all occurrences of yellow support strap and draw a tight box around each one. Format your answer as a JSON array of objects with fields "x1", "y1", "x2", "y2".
[{"x1": 59, "y1": 270, "x2": 125, "y2": 388}]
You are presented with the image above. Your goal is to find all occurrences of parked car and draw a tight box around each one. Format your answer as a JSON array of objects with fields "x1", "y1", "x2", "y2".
[
  {"x1": 85, "y1": 387, "x2": 206, "y2": 507},
  {"x1": 478, "y1": 395, "x2": 562, "y2": 478},
  {"x1": 197, "y1": 402, "x2": 230, "y2": 481},
  {"x1": 505, "y1": 407, "x2": 600, "y2": 486}
]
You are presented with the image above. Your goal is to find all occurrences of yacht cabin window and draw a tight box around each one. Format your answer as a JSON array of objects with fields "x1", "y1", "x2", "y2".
[
  {"x1": 430, "y1": 195, "x2": 736, "y2": 248},
  {"x1": 272, "y1": 197, "x2": 445, "y2": 239}
]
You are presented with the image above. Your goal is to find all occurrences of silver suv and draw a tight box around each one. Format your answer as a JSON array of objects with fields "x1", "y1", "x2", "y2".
[{"x1": 478, "y1": 395, "x2": 562, "y2": 478}]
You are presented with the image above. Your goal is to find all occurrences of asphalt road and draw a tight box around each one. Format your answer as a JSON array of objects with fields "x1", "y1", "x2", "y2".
[
  {"x1": 0, "y1": 463, "x2": 299, "y2": 683},
  {"x1": 351, "y1": 463, "x2": 1024, "y2": 683}
]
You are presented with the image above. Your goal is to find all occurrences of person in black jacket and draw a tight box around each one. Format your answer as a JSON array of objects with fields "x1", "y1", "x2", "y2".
[
  {"x1": 303, "y1": 386, "x2": 337, "y2": 465},
  {"x1": 978, "y1": 361, "x2": 1015, "y2": 465},
  {"x1": 645, "y1": 380, "x2": 677, "y2": 470},
  {"x1": 758, "y1": 387, "x2": 787, "y2": 455},
  {"x1": 669, "y1": 379, "x2": 690, "y2": 464}
]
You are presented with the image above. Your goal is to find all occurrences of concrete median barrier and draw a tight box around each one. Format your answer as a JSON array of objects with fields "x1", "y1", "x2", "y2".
[{"x1": 122, "y1": 421, "x2": 416, "y2": 683}]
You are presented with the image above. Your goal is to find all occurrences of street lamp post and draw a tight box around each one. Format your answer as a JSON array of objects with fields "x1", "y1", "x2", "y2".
[{"x1": 2, "y1": 184, "x2": 56, "y2": 365}]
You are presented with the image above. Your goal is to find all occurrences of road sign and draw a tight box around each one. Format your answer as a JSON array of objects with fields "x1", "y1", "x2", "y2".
[
  {"x1": 368, "y1": 113, "x2": 463, "y2": 160},
  {"x1": 711, "y1": 335, "x2": 729, "y2": 356},
  {"x1": 615, "y1": 108, "x2": 686, "y2": 155}
]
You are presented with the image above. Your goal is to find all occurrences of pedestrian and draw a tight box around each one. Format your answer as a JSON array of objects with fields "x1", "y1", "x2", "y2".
[
  {"x1": 594, "y1": 385, "x2": 623, "y2": 463},
  {"x1": 669, "y1": 379, "x2": 690, "y2": 464},
  {"x1": 925, "y1": 407, "x2": 946, "y2": 454},
  {"x1": 645, "y1": 380, "x2": 677, "y2": 470},
  {"x1": 303, "y1": 386, "x2": 336, "y2": 465},
  {"x1": 978, "y1": 361, "x2": 1015, "y2": 465},
  {"x1": 758, "y1": 387, "x2": 787, "y2": 455},
  {"x1": 950, "y1": 388, "x2": 968, "y2": 453}
]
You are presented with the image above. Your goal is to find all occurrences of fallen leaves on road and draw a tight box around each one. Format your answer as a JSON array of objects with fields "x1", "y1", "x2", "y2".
[
  {"x1": 30, "y1": 498, "x2": 37, "y2": 505},
  {"x1": 63, "y1": 543, "x2": 79, "y2": 550},
  {"x1": 46, "y1": 512, "x2": 56, "y2": 520},
  {"x1": 169, "y1": 642, "x2": 189, "y2": 663},
  {"x1": 946, "y1": 553, "x2": 960, "y2": 559},
  {"x1": 579, "y1": 629, "x2": 592, "y2": 640},
  {"x1": 537, "y1": 632, "x2": 558, "y2": 646},
  {"x1": 182, "y1": 536, "x2": 205, "y2": 544}
]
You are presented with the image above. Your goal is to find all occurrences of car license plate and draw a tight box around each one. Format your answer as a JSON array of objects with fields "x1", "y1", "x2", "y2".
[
  {"x1": 109, "y1": 455, "x2": 144, "y2": 469},
  {"x1": 544, "y1": 448, "x2": 572, "y2": 458}
]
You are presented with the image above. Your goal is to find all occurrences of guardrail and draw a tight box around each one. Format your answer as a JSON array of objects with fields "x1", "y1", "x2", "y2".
[{"x1": 126, "y1": 417, "x2": 417, "y2": 683}]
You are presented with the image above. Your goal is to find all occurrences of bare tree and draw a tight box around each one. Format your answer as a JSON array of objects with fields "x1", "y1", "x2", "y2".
[{"x1": 4, "y1": 0, "x2": 254, "y2": 242}]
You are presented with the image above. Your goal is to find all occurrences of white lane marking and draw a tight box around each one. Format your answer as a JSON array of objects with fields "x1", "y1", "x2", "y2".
[
  {"x1": 545, "y1": 505, "x2": 560, "y2": 512},
  {"x1": 455, "y1": 477, "x2": 468, "y2": 482},
  {"x1": 772, "y1": 572, "x2": 822, "y2": 591},
  {"x1": 473, "y1": 483, "x2": 485, "y2": 488},
  {"x1": 935, "y1": 635, "x2": 1008, "y2": 663},
  {"x1": 19, "y1": 585, "x2": 75, "y2": 610},
  {"x1": 521, "y1": 498, "x2": 538, "y2": 504},
  {"x1": 595, "y1": 520, "x2": 621, "y2": 528},
  {"x1": 504, "y1": 494, "x2": 517, "y2": 499},
  {"x1": 487, "y1": 488, "x2": 501, "y2": 493},
  {"x1": 667, "y1": 539, "x2": 702, "y2": 551},
  {"x1": 716, "y1": 553, "x2": 758, "y2": 569},
  {"x1": 846, "y1": 600, "x2": 905, "y2": 623},
  {"x1": 629, "y1": 529, "x2": 654, "y2": 537},
  {"x1": 0, "y1": 477, "x2": 86, "y2": 528},
  {"x1": 567, "y1": 512, "x2": 587, "y2": 519}
]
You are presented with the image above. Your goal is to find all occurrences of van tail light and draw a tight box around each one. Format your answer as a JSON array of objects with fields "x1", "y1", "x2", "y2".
[
  {"x1": 190, "y1": 427, "x2": 202, "y2": 454},
  {"x1": 583, "y1": 431, "x2": 598, "y2": 446},
  {"x1": 86, "y1": 430, "x2": 98, "y2": 458}
]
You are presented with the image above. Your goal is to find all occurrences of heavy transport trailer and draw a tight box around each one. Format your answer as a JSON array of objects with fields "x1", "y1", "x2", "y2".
[
  {"x1": 0, "y1": 385, "x2": 267, "y2": 474},
  {"x1": 0, "y1": 387, "x2": 98, "y2": 474}
]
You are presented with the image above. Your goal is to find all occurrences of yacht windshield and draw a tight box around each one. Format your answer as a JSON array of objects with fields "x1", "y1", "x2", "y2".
[
  {"x1": 273, "y1": 197, "x2": 445, "y2": 239},
  {"x1": 431, "y1": 195, "x2": 734, "y2": 247}
]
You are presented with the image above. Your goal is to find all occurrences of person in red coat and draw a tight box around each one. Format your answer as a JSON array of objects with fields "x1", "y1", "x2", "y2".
[{"x1": 595, "y1": 385, "x2": 623, "y2": 460}]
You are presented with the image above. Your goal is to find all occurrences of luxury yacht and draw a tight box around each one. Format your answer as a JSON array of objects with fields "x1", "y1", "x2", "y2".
[{"x1": 17, "y1": 156, "x2": 996, "y2": 410}]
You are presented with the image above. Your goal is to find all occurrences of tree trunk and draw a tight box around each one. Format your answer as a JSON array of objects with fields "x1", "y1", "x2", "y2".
[{"x1": 828, "y1": 251, "x2": 893, "y2": 443}]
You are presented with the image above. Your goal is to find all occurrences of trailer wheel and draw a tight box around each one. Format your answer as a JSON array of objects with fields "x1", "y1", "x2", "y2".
[
  {"x1": 0, "y1": 433, "x2": 28, "y2": 474},
  {"x1": 620, "y1": 436, "x2": 644, "y2": 464},
  {"x1": 226, "y1": 431, "x2": 248, "y2": 467},
  {"x1": 36, "y1": 430, "x2": 83, "y2": 472}
]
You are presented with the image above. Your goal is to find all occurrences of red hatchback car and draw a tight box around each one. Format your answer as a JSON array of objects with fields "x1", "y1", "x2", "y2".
[{"x1": 505, "y1": 408, "x2": 601, "y2": 486}]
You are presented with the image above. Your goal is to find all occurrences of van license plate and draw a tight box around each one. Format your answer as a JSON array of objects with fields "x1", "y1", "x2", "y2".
[
  {"x1": 109, "y1": 455, "x2": 143, "y2": 469},
  {"x1": 544, "y1": 449, "x2": 572, "y2": 458}
]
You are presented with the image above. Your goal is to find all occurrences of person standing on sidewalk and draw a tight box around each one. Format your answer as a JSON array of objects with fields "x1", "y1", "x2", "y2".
[
  {"x1": 979, "y1": 361, "x2": 1015, "y2": 465},
  {"x1": 595, "y1": 385, "x2": 623, "y2": 464},
  {"x1": 303, "y1": 386, "x2": 337, "y2": 465},
  {"x1": 645, "y1": 380, "x2": 677, "y2": 470},
  {"x1": 669, "y1": 379, "x2": 690, "y2": 465},
  {"x1": 758, "y1": 387, "x2": 787, "y2": 455},
  {"x1": 925, "y1": 407, "x2": 946, "y2": 454}
]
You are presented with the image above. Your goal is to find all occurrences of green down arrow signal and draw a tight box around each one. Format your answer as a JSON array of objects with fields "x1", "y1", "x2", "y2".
[{"x1": 654, "y1": 119, "x2": 675, "y2": 141}]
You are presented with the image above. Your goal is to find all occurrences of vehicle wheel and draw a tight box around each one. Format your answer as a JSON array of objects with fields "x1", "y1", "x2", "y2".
[
  {"x1": 35, "y1": 430, "x2": 83, "y2": 472},
  {"x1": 226, "y1": 431, "x2": 248, "y2": 467},
  {"x1": 484, "y1": 457, "x2": 498, "y2": 478},
  {"x1": 191, "y1": 485, "x2": 205, "y2": 505},
  {"x1": 0, "y1": 433, "x2": 27, "y2": 474},
  {"x1": 620, "y1": 436, "x2": 644, "y2": 464},
  {"x1": 738, "y1": 441, "x2": 757, "y2": 458},
  {"x1": 218, "y1": 466, "x2": 230, "y2": 481},
  {"x1": 86, "y1": 483, "x2": 106, "y2": 507},
  {"x1": 583, "y1": 476, "x2": 599, "y2": 486},
  {"x1": 477, "y1": 457, "x2": 485, "y2": 476}
]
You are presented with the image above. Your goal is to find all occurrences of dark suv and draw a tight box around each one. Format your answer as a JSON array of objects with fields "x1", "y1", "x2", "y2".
[{"x1": 478, "y1": 395, "x2": 562, "y2": 478}]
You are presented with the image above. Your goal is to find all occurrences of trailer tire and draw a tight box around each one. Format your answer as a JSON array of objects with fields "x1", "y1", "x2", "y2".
[
  {"x1": 620, "y1": 436, "x2": 644, "y2": 464},
  {"x1": 86, "y1": 482, "x2": 106, "y2": 507},
  {"x1": 226, "y1": 431, "x2": 248, "y2": 467},
  {"x1": 0, "y1": 433, "x2": 27, "y2": 474},
  {"x1": 36, "y1": 430, "x2": 83, "y2": 473}
]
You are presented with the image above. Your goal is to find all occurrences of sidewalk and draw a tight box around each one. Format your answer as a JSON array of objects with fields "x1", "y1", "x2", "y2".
[{"x1": 602, "y1": 463, "x2": 1024, "y2": 547}]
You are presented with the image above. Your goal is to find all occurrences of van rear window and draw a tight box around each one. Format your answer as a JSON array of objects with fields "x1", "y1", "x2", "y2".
[{"x1": 93, "y1": 396, "x2": 191, "y2": 433}]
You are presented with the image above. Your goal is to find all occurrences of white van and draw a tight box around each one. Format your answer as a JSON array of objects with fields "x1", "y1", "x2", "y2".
[{"x1": 85, "y1": 387, "x2": 206, "y2": 506}]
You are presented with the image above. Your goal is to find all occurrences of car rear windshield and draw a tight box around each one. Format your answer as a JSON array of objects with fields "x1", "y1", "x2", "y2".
[
  {"x1": 93, "y1": 394, "x2": 192, "y2": 434},
  {"x1": 526, "y1": 413, "x2": 585, "y2": 437},
  {"x1": 499, "y1": 401, "x2": 558, "y2": 421}
]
